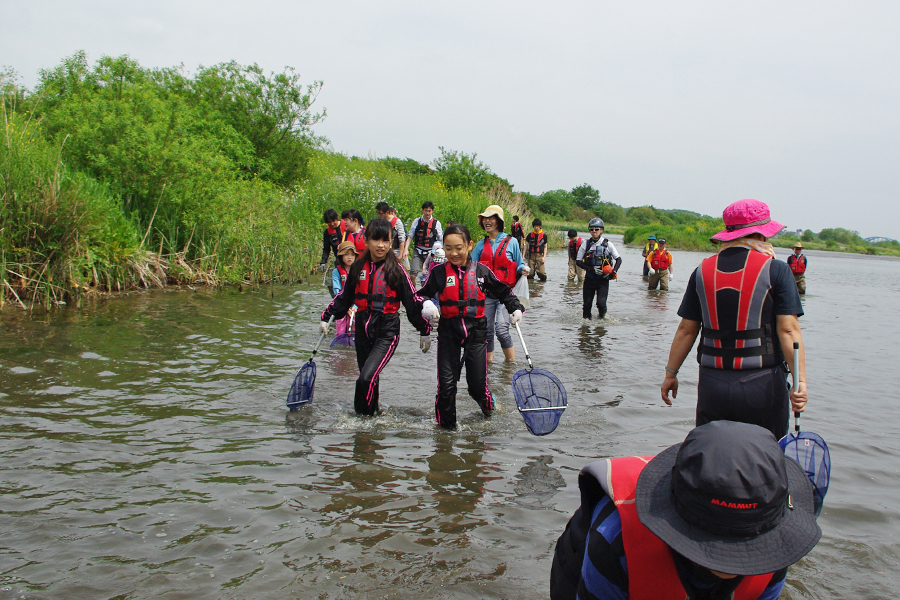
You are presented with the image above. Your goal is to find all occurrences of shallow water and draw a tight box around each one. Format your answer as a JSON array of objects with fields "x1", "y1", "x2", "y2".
[{"x1": 1, "y1": 237, "x2": 899, "y2": 599}]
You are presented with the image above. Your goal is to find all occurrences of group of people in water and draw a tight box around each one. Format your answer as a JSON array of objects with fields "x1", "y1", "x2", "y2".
[{"x1": 314, "y1": 197, "x2": 820, "y2": 599}]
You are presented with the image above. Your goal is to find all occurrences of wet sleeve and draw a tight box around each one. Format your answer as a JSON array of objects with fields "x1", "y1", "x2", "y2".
[
  {"x1": 677, "y1": 269, "x2": 703, "y2": 321},
  {"x1": 398, "y1": 268, "x2": 432, "y2": 335},
  {"x1": 479, "y1": 264, "x2": 524, "y2": 314},
  {"x1": 322, "y1": 275, "x2": 356, "y2": 322},
  {"x1": 320, "y1": 229, "x2": 331, "y2": 264},
  {"x1": 769, "y1": 260, "x2": 804, "y2": 317}
]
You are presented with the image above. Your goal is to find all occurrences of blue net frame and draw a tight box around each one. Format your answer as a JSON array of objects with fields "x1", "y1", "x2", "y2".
[
  {"x1": 286, "y1": 360, "x2": 317, "y2": 409},
  {"x1": 780, "y1": 431, "x2": 830, "y2": 517},
  {"x1": 512, "y1": 368, "x2": 567, "y2": 436}
]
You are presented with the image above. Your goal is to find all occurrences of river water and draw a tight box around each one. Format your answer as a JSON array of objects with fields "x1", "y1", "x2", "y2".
[{"x1": 1, "y1": 237, "x2": 898, "y2": 599}]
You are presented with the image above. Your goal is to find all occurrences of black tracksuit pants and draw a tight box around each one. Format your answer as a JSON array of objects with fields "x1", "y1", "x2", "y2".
[
  {"x1": 696, "y1": 365, "x2": 790, "y2": 440},
  {"x1": 582, "y1": 276, "x2": 610, "y2": 319},
  {"x1": 435, "y1": 317, "x2": 493, "y2": 429},
  {"x1": 353, "y1": 311, "x2": 401, "y2": 415}
]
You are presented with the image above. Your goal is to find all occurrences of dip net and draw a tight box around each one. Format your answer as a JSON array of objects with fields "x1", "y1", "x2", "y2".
[
  {"x1": 512, "y1": 368, "x2": 567, "y2": 436},
  {"x1": 286, "y1": 360, "x2": 317, "y2": 409},
  {"x1": 780, "y1": 430, "x2": 830, "y2": 517}
]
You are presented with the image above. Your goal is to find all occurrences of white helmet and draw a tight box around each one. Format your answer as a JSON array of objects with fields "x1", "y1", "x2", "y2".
[{"x1": 432, "y1": 247, "x2": 446, "y2": 263}]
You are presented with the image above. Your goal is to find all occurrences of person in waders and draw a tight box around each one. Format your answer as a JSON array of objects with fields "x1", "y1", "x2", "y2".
[
  {"x1": 550, "y1": 420, "x2": 822, "y2": 600},
  {"x1": 786, "y1": 242, "x2": 807, "y2": 295},
  {"x1": 319, "y1": 208, "x2": 348, "y2": 297},
  {"x1": 342, "y1": 209, "x2": 367, "y2": 254},
  {"x1": 471, "y1": 205, "x2": 529, "y2": 363},
  {"x1": 646, "y1": 238, "x2": 674, "y2": 290},
  {"x1": 511, "y1": 215, "x2": 525, "y2": 248},
  {"x1": 408, "y1": 201, "x2": 444, "y2": 282},
  {"x1": 321, "y1": 218, "x2": 431, "y2": 416},
  {"x1": 566, "y1": 229, "x2": 585, "y2": 283},
  {"x1": 331, "y1": 241, "x2": 359, "y2": 338},
  {"x1": 641, "y1": 234, "x2": 658, "y2": 277},
  {"x1": 575, "y1": 218, "x2": 621, "y2": 319},
  {"x1": 660, "y1": 199, "x2": 807, "y2": 439},
  {"x1": 417, "y1": 224, "x2": 525, "y2": 430},
  {"x1": 525, "y1": 218, "x2": 548, "y2": 281}
]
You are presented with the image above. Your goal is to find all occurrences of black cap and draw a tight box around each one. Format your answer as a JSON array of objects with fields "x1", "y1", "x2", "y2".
[{"x1": 636, "y1": 421, "x2": 821, "y2": 576}]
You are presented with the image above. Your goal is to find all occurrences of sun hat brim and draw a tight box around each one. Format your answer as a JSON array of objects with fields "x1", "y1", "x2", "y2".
[
  {"x1": 337, "y1": 245, "x2": 359, "y2": 256},
  {"x1": 478, "y1": 210, "x2": 504, "y2": 229},
  {"x1": 711, "y1": 219, "x2": 785, "y2": 242},
  {"x1": 635, "y1": 443, "x2": 821, "y2": 576}
]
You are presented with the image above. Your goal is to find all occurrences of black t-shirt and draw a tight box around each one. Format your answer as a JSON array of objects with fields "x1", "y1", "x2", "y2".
[{"x1": 678, "y1": 248, "x2": 804, "y2": 322}]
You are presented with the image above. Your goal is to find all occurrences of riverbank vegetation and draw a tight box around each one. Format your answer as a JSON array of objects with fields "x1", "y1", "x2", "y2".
[{"x1": 2, "y1": 53, "x2": 895, "y2": 309}]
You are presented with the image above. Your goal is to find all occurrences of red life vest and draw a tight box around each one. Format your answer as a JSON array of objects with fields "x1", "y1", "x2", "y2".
[
  {"x1": 568, "y1": 237, "x2": 583, "y2": 260},
  {"x1": 695, "y1": 250, "x2": 777, "y2": 370},
  {"x1": 439, "y1": 262, "x2": 485, "y2": 319},
  {"x1": 413, "y1": 217, "x2": 438, "y2": 250},
  {"x1": 479, "y1": 235, "x2": 517, "y2": 287},
  {"x1": 337, "y1": 264, "x2": 348, "y2": 284},
  {"x1": 650, "y1": 249, "x2": 672, "y2": 270},
  {"x1": 512, "y1": 222, "x2": 524, "y2": 239},
  {"x1": 527, "y1": 232, "x2": 546, "y2": 255},
  {"x1": 326, "y1": 222, "x2": 348, "y2": 255},
  {"x1": 607, "y1": 456, "x2": 774, "y2": 600},
  {"x1": 349, "y1": 227, "x2": 367, "y2": 253},
  {"x1": 389, "y1": 216, "x2": 403, "y2": 250},
  {"x1": 788, "y1": 254, "x2": 807, "y2": 274},
  {"x1": 353, "y1": 260, "x2": 401, "y2": 314}
]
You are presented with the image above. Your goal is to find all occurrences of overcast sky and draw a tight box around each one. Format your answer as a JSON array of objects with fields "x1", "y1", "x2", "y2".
[{"x1": 3, "y1": 1, "x2": 898, "y2": 237}]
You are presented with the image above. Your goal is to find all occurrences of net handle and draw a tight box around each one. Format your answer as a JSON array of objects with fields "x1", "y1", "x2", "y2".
[
  {"x1": 792, "y1": 342, "x2": 800, "y2": 433},
  {"x1": 514, "y1": 322, "x2": 533, "y2": 370},
  {"x1": 312, "y1": 315, "x2": 335, "y2": 361}
]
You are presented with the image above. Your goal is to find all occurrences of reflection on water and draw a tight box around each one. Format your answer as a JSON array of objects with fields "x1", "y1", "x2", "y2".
[{"x1": 1, "y1": 240, "x2": 899, "y2": 598}]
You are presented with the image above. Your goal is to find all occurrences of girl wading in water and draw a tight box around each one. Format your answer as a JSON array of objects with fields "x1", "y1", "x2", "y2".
[
  {"x1": 417, "y1": 224, "x2": 524, "y2": 429},
  {"x1": 321, "y1": 218, "x2": 432, "y2": 416}
]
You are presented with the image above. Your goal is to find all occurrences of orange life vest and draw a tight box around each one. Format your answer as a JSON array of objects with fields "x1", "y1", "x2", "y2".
[
  {"x1": 788, "y1": 254, "x2": 807, "y2": 274},
  {"x1": 606, "y1": 456, "x2": 774, "y2": 600},
  {"x1": 650, "y1": 249, "x2": 672, "y2": 270},
  {"x1": 353, "y1": 260, "x2": 400, "y2": 314},
  {"x1": 568, "y1": 237, "x2": 583, "y2": 260},
  {"x1": 479, "y1": 235, "x2": 517, "y2": 287},
  {"x1": 438, "y1": 262, "x2": 485, "y2": 319}
]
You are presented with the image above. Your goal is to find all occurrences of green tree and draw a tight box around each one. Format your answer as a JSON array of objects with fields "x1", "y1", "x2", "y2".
[
  {"x1": 432, "y1": 147, "x2": 510, "y2": 191},
  {"x1": 801, "y1": 229, "x2": 816, "y2": 242},
  {"x1": 596, "y1": 202, "x2": 625, "y2": 224},
  {"x1": 570, "y1": 183, "x2": 600, "y2": 210},
  {"x1": 535, "y1": 189, "x2": 574, "y2": 217},
  {"x1": 626, "y1": 205, "x2": 658, "y2": 225},
  {"x1": 381, "y1": 156, "x2": 433, "y2": 176}
]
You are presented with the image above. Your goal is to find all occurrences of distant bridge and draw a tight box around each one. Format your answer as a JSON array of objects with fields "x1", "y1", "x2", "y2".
[{"x1": 865, "y1": 236, "x2": 896, "y2": 243}]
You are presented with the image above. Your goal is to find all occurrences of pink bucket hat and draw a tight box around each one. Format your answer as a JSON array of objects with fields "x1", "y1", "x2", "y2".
[{"x1": 710, "y1": 199, "x2": 785, "y2": 242}]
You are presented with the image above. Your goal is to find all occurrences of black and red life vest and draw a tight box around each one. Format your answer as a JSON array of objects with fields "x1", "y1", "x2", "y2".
[
  {"x1": 649, "y1": 249, "x2": 672, "y2": 270},
  {"x1": 336, "y1": 264, "x2": 348, "y2": 289},
  {"x1": 601, "y1": 456, "x2": 775, "y2": 600},
  {"x1": 353, "y1": 260, "x2": 401, "y2": 314},
  {"x1": 479, "y1": 235, "x2": 517, "y2": 287},
  {"x1": 568, "y1": 237, "x2": 583, "y2": 260},
  {"x1": 413, "y1": 217, "x2": 438, "y2": 250},
  {"x1": 326, "y1": 222, "x2": 348, "y2": 256},
  {"x1": 439, "y1": 262, "x2": 485, "y2": 319},
  {"x1": 695, "y1": 250, "x2": 778, "y2": 370},
  {"x1": 349, "y1": 227, "x2": 367, "y2": 254},
  {"x1": 511, "y1": 221, "x2": 524, "y2": 240},
  {"x1": 526, "y1": 231, "x2": 546, "y2": 255},
  {"x1": 788, "y1": 254, "x2": 807, "y2": 274}
]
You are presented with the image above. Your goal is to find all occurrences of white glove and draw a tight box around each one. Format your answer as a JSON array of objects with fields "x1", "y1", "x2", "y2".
[
  {"x1": 668, "y1": 273, "x2": 674, "y2": 280},
  {"x1": 320, "y1": 320, "x2": 330, "y2": 334},
  {"x1": 648, "y1": 267, "x2": 656, "y2": 275},
  {"x1": 319, "y1": 263, "x2": 328, "y2": 272},
  {"x1": 422, "y1": 300, "x2": 440, "y2": 323},
  {"x1": 509, "y1": 309, "x2": 523, "y2": 325},
  {"x1": 594, "y1": 266, "x2": 605, "y2": 275},
  {"x1": 420, "y1": 334, "x2": 431, "y2": 353}
]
